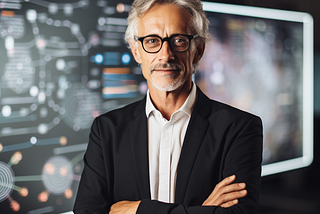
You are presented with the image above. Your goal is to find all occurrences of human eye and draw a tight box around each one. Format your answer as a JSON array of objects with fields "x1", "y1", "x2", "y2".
[
  {"x1": 144, "y1": 36, "x2": 160, "y2": 47},
  {"x1": 173, "y1": 36, "x2": 188, "y2": 46}
]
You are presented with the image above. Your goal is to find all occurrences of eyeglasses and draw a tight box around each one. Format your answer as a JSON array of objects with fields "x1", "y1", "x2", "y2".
[{"x1": 134, "y1": 34, "x2": 199, "y2": 53}]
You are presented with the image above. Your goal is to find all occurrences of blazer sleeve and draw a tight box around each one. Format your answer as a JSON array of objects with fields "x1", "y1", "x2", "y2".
[
  {"x1": 136, "y1": 115, "x2": 263, "y2": 214},
  {"x1": 73, "y1": 118, "x2": 111, "y2": 214}
]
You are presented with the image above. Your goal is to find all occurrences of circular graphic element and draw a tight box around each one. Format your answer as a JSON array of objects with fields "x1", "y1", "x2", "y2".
[
  {"x1": 42, "y1": 156, "x2": 73, "y2": 195},
  {"x1": 0, "y1": 161, "x2": 15, "y2": 202},
  {"x1": 94, "y1": 54, "x2": 103, "y2": 64},
  {"x1": 121, "y1": 53, "x2": 131, "y2": 65},
  {"x1": 61, "y1": 83, "x2": 102, "y2": 131}
]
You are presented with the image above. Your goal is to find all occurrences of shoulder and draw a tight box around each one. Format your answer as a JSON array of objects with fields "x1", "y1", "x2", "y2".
[
  {"x1": 93, "y1": 98, "x2": 146, "y2": 127},
  {"x1": 195, "y1": 87, "x2": 262, "y2": 125}
]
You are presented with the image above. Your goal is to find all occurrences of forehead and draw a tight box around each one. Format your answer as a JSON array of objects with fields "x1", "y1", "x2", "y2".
[{"x1": 137, "y1": 4, "x2": 192, "y2": 36}]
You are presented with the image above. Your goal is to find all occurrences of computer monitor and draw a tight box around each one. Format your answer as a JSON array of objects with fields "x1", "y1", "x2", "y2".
[{"x1": 200, "y1": 2, "x2": 314, "y2": 177}]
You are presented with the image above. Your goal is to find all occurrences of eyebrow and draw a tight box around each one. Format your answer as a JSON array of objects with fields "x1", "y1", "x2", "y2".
[{"x1": 137, "y1": 33, "x2": 189, "y2": 38}]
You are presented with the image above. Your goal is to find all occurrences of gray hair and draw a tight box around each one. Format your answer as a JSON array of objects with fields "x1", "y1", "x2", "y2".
[{"x1": 125, "y1": 0, "x2": 209, "y2": 47}]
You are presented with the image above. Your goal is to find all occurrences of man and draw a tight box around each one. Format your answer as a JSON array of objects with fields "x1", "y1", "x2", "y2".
[{"x1": 74, "y1": 0, "x2": 263, "y2": 213}]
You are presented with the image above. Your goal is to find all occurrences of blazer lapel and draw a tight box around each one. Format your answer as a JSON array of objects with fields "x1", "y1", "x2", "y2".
[
  {"x1": 129, "y1": 99, "x2": 151, "y2": 199},
  {"x1": 175, "y1": 88, "x2": 211, "y2": 204}
]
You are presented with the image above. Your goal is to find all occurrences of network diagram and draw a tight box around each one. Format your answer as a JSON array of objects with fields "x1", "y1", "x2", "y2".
[{"x1": 0, "y1": 0, "x2": 143, "y2": 213}]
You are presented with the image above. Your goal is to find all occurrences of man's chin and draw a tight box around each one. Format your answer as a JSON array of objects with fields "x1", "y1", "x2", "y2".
[{"x1": 150, "y1": 79, "x2": 184, "y2": 92}]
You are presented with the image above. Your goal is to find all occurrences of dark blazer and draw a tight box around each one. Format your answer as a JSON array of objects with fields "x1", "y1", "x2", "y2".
[{"x1": 74, "y1": 87, "x2": 263, "y2": 214}]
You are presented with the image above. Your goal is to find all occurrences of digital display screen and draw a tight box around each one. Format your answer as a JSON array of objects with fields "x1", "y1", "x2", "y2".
[
  {"x1": 0, "y1": 0, "x2": 143, "y2": 213},
  {"x1": 201, "y1": 2, "x2": 313, "y2": 177},
  {"x1": 0, "y1": 1, "x2": 314, "y2": 213}
]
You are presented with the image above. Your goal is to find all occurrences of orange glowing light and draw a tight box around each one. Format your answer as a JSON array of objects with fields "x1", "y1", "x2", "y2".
[
  {"x1": 36, "y1": 38, "x2": 46, "y2": 49},
  {"x1": 10, "y1": 200, "x2": 20, "y2": 212},
  {"x1": 60, "y1": 136, "x2": 67, "y2": 146},
  {"x1": 64, "y1": 188, "x2": 73, "y2": 199},
  {"x1": 44, "y1": 163, "x2": 55, "y2": 175},
  {"x1": 116, "y1": 3, "x2": 125, "y2": 13},
  {"x1": 59, "y1": 166, "x2": 68, "y2": 176},
  {"x1": 19, "y1": 187, "x2": 28, "y2": 197},
  {"x1": 11, "y1": 151, "x2": 22, "y2": 165},
  {"x1": 1, "y1": 11, "x2": 15, "y2": 17},
  {"x1": 38, "y1": 191, "x2": 49, "y2": 202},
  {"x1": 0, "y1": 143, "x2": 3, "y2": 152}
]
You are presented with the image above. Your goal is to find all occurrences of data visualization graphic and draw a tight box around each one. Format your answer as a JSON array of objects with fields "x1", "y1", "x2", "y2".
[{"x1": 0, "y1": 0, "x2": 144, "y2": 213}]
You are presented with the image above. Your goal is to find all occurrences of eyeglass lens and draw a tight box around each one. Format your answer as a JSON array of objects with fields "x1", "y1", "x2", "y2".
[{"x1": 143, "y1": 35, "x2": 190, "y2": 53}]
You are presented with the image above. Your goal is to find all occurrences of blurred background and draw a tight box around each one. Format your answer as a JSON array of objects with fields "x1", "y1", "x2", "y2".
[
  {"x1": 0, "y1": 0, "x2": 319, "y2": 213},
  {"x1": 202, "y1": 1, "x2": 320, "y2": 213}
]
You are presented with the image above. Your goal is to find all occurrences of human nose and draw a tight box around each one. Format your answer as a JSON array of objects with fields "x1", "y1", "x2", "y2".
[{"x1": 158, "y1": 40, "x2": 174, "y2": 62}]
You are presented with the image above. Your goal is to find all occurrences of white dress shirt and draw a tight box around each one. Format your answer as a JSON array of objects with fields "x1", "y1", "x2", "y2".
[{"x1": 145, "y1": 82, "x2": 197, "y2": 203}]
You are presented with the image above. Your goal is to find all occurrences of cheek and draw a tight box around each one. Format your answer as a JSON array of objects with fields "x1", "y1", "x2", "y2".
[
  {"x1": 141, "y1": 63, "x2": 151, "y2": 80},
  {"x1": 181, "y1": 54, "x2": 194, "y2": 70},
  {"x1": 141, "y1": 54, "x2": 157, "y2": 70}
]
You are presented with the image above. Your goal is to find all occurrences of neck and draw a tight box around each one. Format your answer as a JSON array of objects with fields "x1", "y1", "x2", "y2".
[{"x1": 148, "y1": 81, "x2": 193, "y2": 120}]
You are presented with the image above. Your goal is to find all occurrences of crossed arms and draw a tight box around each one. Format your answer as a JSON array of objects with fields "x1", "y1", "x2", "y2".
[
  {"x1": 110, "y1": 175, "x2": 248, "y2": 213},
  {"x1": 73, "y1": 98, "x2": 263, "y2": 214}
]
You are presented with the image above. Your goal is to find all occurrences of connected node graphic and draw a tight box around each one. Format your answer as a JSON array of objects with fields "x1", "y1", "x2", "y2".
[
  {"x1": 0, "y1": 0, "x2": 142, "y2": 213},
  {"x1": 0, "y1": 161, "x2": 14, "y2": 202},
  {"x1": 42, "y1": 156, "x2": 73, "y2": 195},
  {"x1": 0, "y1": 152, "x2": 28, "y2": 212},
  {"x1": 0, "y1": 148, "x2": 84, "y2": 212}
]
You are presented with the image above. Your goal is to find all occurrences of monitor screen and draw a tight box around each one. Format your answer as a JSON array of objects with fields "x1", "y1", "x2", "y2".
[
  {"x1": 0, "y1": 1, "x2": 314, "y2": 213},
  {"x1": 200, "y1": 1, "x2": 313, "y2": 177}
]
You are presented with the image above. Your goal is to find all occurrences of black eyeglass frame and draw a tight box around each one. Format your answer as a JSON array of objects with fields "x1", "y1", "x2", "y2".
[{"x1": 134, "y1": 34, "x2": 199, "y2": 53}]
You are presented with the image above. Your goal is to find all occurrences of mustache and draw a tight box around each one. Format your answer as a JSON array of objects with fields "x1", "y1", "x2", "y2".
[{"x1": 149, "y1": 63, "x2": 183, "y2": 72}]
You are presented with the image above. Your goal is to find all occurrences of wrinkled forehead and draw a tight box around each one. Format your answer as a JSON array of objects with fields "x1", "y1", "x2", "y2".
[{"x1": 137, "y1": 4, "x2": 193, "y2": 36}]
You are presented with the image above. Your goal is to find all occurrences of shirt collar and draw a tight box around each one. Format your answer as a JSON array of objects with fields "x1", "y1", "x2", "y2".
[{"x1": 145, "y1": 82, "x2": 197, "y2": 118}]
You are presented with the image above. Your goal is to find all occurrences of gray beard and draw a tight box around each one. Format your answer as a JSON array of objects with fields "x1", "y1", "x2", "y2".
[
  {"x1": 146, "y1": 62, "x2": 197, "y2": 91},
  {"x1": 150, "y1": 74, "x2": 185, "y2": 92},
  {"x1": 148, "y1": 62, "x2": 185, "y2": 92}
]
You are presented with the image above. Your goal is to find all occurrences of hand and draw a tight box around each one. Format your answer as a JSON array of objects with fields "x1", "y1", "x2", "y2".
[
  {"x1": 109, "y1": 200, "x2": 141, "y2": 214},
  {"x1": 202, "y1": 175, "x2": 247, "y2": 208}
]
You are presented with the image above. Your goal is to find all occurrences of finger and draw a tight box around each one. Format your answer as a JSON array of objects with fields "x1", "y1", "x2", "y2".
[
  {"x1": 211, "y1": 183, "x2": 246, "y2": 202},
  {"x1": 218, "y1": 183, "x2": 246, "y2": 195},
  {"x1": 203, "y1": 176, "x2": 246, "y2": 207},
  {"x1": 216, "y1": 175, "x2": 236, "y2": 189},
  {"x1": 203, "y1": 189, "x2": 247, "y2": 206},
  {"x1": 220, "y1": 199, "x2": 238, "y2": 208},
  {"x1": 219, "y1": 190, "x2": 247, "y2": 205}
]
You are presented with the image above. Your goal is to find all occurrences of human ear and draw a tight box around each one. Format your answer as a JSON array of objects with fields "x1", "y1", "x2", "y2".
[
  {"x1": 129, "y1": 40, "x2": 143, "y2": 64},
  {"x1": 193, "y1": 41, "x2": 205, "y2": 64}
]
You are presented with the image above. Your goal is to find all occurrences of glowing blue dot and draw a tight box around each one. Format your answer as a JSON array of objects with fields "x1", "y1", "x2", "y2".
[
  {"x1": 95, "y1": 54, "x2": 103, "y2": 64},
  {"x1": 121, "y1": 53, "x2": 131, "y2": 65}
]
